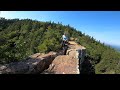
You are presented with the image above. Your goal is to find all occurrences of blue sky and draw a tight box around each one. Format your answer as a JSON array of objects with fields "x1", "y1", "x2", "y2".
[{"x1": 0, "y1": 11, "x2": 120, "y2": 46}]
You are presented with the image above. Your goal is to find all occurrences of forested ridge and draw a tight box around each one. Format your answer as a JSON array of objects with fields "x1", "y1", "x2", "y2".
[{"x1": 0, "y1": 17, "x2": 120, "y2": 74}]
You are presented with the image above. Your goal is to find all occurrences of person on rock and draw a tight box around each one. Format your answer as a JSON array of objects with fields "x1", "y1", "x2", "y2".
[{"x1": 61, "y1": 32, "x2": 69, "y2": 55}]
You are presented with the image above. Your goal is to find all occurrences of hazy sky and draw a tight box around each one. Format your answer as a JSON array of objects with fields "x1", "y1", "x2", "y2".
[{"x1": 0, "y1": 11, "x2": 120, "y2": 46}]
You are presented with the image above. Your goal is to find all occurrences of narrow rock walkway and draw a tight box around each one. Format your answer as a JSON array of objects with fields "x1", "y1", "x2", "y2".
[{"x1": 43, "y1": 41, "x2": 86, "y2": 74}]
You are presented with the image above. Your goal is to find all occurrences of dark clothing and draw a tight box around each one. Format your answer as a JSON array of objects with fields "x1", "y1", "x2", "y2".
[
  {"x1": 61, "y1": 40, "x2": 69, "y2": 55},
  {"x1": 62, "y1": 40, "x2": 68, "y2": 47}
]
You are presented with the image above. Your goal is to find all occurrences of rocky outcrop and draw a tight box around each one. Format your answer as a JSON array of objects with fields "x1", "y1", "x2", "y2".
[
  {"x1": 0, "y1": 52, "x2": 57, "y2": 74},
  {"x1": 0, "y1": 41, "x2": 86, "y2": 74},
  {"x1": 42, "y1": 41, "x2": 86, "y2": 74},
  {"x1": 47, "y1": 55, "x2": 79, "y2": 74}
]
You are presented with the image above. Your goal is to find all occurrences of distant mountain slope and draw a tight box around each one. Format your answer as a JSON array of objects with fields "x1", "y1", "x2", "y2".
[
  {"x1": 105, "y1": 43, "x2": 120, "y2": 52},
  {"x1": 111, "y1": 45, "x2": 120, "y2": 51},
  {"x1": 0, "y1": 17, "x2": 120, "y2": 74}
]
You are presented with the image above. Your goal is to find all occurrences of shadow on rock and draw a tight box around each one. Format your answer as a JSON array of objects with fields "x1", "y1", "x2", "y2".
[{"x1": 80, "y1": 56, "x2": 95, "y2": 74}]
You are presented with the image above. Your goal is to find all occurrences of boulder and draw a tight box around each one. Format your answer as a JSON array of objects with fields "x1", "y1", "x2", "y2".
[{"x1": 0, "y1": 52, "x2": 57, "y2": 74}]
